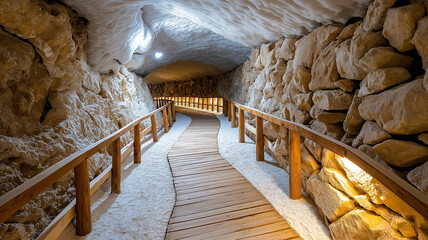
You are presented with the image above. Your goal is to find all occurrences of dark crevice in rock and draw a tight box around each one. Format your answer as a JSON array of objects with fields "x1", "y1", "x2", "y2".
[{"x1": 39, "y1": 94, "x2": 52, "y2": 123}]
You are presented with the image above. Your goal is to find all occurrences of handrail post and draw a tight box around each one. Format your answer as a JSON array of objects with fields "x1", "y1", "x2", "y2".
[
  {"x1": 197, "y1": 97, "x2": 200, "y2": 109},
  {"x1": 112, "y1": 138, "x2": 121, "y2": 193},
  {"x1": 172, "y1": 101, "x2": 176, "y2": 122},
  {"x1": 74, "y1": 158, "x2": 91, "y2": 235},
  {"x1": 150, "y1": 115, "x2": 158, "y2": 142},
  {"x1": 231, "y1": 103, "x2": 236, "y2": 128},
  {"x1": 224, "y1": 99, "x2": 228, "y2": 117},
  {"x1": 228, "y1": 101, "x2": 232, "y2": 121},
  {"x1": 239, "y1": 108, "x2": 245, "y2": 143},
  {"x1": 211, "y1": 98, "x2": 214, "y2": 111},
  {"x1": 216, "y1": 97, "x2": 220, "y2": 112},
  {"x1": 163, "y1": 108, "x2": 169, "y2": 133},
  {"x1": 134, "y1": 123, "x2": 141, "y2": 163},
  {"x1": 168, "y1": 104, "x2": 173, "y2": 127},
  {"x1": 256, "y1": 116, "x2": 264, "y2": 162},
  {"x1": 290, "y1": 130, "x2": 302, "y2": 199}
]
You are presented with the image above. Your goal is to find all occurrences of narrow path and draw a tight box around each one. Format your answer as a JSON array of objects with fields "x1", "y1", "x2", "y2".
[{"x1": 166, "y1": 108, "x2": 301, "y2": 240}]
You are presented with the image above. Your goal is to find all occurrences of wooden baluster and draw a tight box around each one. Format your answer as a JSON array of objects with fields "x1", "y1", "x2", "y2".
[
  {"x1": 256, "y1": 116, "x2": 264, "y2": 162},
  {"x1": 134, "y1": 123, "x2": 141, "y2": 163},
  {"x1": 216, "y1": 97, "x2": 220, "y2": 112},
  {"x1": 228, "y1": 101, "x2": 232, "y2": 121},
  {"x1": 290, "y1": 130, "x2": 302, "y2": 199},
  {"x1": 168, "y1": 104, "x2": 173, "y2": 127},
  {"x1": 163, "y1": 108, "x2": 169, "y2": 133},
  {"x1": 112, "y1": 138, "x2": 121, "y2": 193},
  {"x1": 231, "y1": 103, "x2": 236, "y2": 128},
  {"x1": 193, "y1": 97, "x2": 196, "y2": 107},
  {"x1": 150, "y1": 115, "x2": 158, "y2": 142},
  {"x1": 74, "y1": 158, "x2": 91, "y2": 235},
  {"x1": 211, "y1": 98, "x2": 214, "y2": 111},
  {"x1": 239, "y1": 108, "x2": 245, "y2": 143},
  {"x1": 172, "y1": 101, "x2": 176, "y2": 122},
  {"x1": 197, "y1": 97, "x2": 200, "y2": 108}
]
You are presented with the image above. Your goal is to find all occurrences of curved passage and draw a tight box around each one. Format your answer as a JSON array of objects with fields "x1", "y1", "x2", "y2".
[{"x1": 166, "y1": 108, "x2": 301, "y2": 240}]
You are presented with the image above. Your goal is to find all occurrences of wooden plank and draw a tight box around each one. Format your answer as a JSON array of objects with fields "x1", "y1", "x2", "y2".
[
  {"x1": 150, "y1": 115, "x2": 158, "y2": 142},
  {"x1": 239, "y1": 228, "x2": 301, "y2": 240},
  {"x1": 239, "y1": 108, "x2": 245, "y2": 143}
]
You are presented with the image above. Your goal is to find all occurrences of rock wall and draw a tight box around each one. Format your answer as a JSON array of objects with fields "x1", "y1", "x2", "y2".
[
  {"x1": 0, "y1": 0, "x2": 156, "y2": 239},
  {"x1": 218, "y1": 1, "x2": 428, "y2": 239},
  {"x1": 149, "y1": 77, "x2": 219, "y2": 97}
]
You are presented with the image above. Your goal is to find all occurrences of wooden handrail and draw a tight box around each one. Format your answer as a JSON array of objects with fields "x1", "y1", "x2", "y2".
[
  {"x1": 223, "y1": 97, "x2": 428, "y2": 219},
  {"x1": 0, "y1": 100, "x2": 174, "y2": 236}
]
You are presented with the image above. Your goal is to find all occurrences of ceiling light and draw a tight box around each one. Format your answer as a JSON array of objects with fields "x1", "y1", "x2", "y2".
[{"x1": 155, "y1": 51, "x2": 163, "y2": 59}]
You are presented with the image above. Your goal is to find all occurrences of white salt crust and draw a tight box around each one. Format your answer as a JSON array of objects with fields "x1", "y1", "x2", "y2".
[
  {"x1": 59, "y1": 113, "x2": 191, "y2": 240},
  {"x1": 61, "y1": 0, "x2": 371, "y2": 76}
]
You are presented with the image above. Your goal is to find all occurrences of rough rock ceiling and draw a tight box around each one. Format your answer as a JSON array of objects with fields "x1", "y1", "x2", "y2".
[{"x1": 61, "y1": 0, "x2": 371, "y2": 82}]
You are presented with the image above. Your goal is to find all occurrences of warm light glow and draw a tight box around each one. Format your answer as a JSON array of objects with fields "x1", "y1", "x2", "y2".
[
  {"x1": 154, "y1": 51, "x2": 163, "y2": 59},
  {"x1": 339, "y1": 156, "x2": 362, "y2": 172}
]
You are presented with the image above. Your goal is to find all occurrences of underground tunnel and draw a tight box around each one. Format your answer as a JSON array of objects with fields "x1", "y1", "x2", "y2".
[{"x1": 0, "y1": 0, "x2": 427, "y2": 239}]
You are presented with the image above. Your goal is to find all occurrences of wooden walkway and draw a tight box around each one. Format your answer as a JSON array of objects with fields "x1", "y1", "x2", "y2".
[{"x1": 166, "y1": 108, "x2": 300, "y2": 240}]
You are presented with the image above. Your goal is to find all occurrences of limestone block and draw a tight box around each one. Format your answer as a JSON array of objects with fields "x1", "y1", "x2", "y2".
[
  {"x1": 275, "y1": 37, "x2": 297, "y2": 61},
  {"x1": 301, "y1": 145, "x2": 321, "y2": 178},
  {"x1": 412, "y1": 17, "x2": 428, "y2": 70},
  {"x1": 337, "y1": 21, "x2": 362, "y2": 41},
  {"x1": 425, "y1": 70, "x2": 428, "y2": 92},
  {"x1": 357, "y1": 145, "x2": 394, "y2": 171},
  {"x1": 373, "y1": 139, "x2": 428, "y2": 168},
  {"x1": 341, "y1": 133, "x2": 355, "y2": 146},
  {"x1": 320, "y1": 168, "x2": 361, "y2": 197},
  {"x1": 249, "y1": 48, "x2": 260, "y2": 63},
  {"x1": 311, "y1": 120, "x2": 345, "y2": 140},
  {"x1": 283, "y1": 60, "x2": 294, "y2": 84},
  {"x1": 310, "y1": 106, "x2": 346, "y2": 124},
  {"x1": 353, "y1": 121, "x2": 392, "y2": 148},
  {"x1": 408, "y1": 161, "x2": 428, "y2": 194},
  {"x1": 343, "y1": 92, "x2": 364, "y2": 135},
  {"x1": 293, "y1": 92, "x2": 313, "y2": 112},
  {"x1": 269, "y1": 59, "x2": 287, "y2": 87},
  {"x1": 263, "y1": 81, "x2": 275, "y2": 98},
  {"x1": 419, "y1": 133, "x2": 428, "y2": 145},
  {"x1": 358, "y1": 68, "x2": 411, "y2": 97},
  {"x1": 338, "y1": 157, "x2": 427, "y2": 230},
  {"x1": 321, "y1": 149, "x2": 343, "y2": 169},
  {"x1": 330, "y1": 208, "x2": 406, "y2": 240},
  {"x1": 253, "y1": 70, "x2": 267, "y2": 91},
  {"x1": 383, "y1": 3, "x2": 425, "y2": 52},
  {"x1": 273, "y1": 85, "x2": 284, "y2": 103},
  {"x1": 263, "y1": 121, "x2": 281, "y2": 140},
  {"x1": 359, "y1": 79, "x2": 428, "y2": 135},
  {"x1": 294, "y1": 24, "x2": 344, "y2": 69},
  {"x1": 351, "y1": 31, "x2": 387, "y2": 60},
  {"x1": 312, "y1": 89, "x2": 353, "y2": 110},
  {"x1": 285, "y1": 103, "x2": 311, "y2": 125},
  {"x1": 310, "y1": 42, "x2": 339, "y2": 91},
  {"x1": 292, "y1": 66, "x2": 311, "y2": 93},
  {"x1": 363, "y1": 0, "x2": 397, "y2": 31},
  {"x1": 283, "y1": 80, "x2": 300, "y2": 104},
  {"x1": 273, "y1": 138, "x2": 288, "y2": 156},
  {"x1": 335, "y1": 39, "x2": 367, "y2": 80},
  {"x1": 256, "y1": 42, "x2": 276, "y2": 69},
  {"x1": 304, "y1": 138, "x2": 322, "y2": 162},
  {"x1": 306, "y1": 174, "x2": 355, "y2": 222},
  {"x1": 334, "y1": 79, "x2": 356, "y2": 92},
  {"x1": 260, "y1": 97, "x2": 279, "y2": 113},
  {"x1": 359, "y1": 47, "x2": 413, "y2": 72}
]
